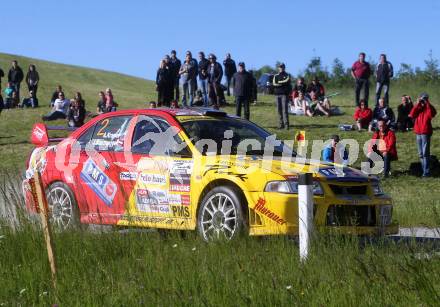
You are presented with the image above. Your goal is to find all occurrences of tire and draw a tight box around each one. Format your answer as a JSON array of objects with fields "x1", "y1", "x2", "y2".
[
  {"x1": 197, "y1": 186, "x2": 246, "y2": 241},
  {"x1": 46, "y1": 182, "x2": 80, "y2": 230}
]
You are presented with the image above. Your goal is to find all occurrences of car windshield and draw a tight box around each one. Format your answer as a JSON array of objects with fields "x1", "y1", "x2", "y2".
[{"x1": 178, "y1": 117, "x2": 296, "y2": 157}]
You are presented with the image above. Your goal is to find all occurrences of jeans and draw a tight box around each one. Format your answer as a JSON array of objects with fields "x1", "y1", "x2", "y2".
[
  {"x1": 276, "y1": 94, "x2": 289, "y2": 128},
  {"x1": 199, "y1": 79, "x2": 209, "y2": 107},
  {"x1": 416, "y1": 134, "x2": 431, "y2": 176},
  {"x1": 43, "y1": 111, "x2": 66, "y2": 121},
  {"x1": 376, "y1": 82, "x2": 389, "y2": 106},
  {"x1": 235, "y1": 96, "x2": 250, "y2": 120},
  {"x1": 174, "y1": 78, "x2": 180, "y2": 101},
  {"x1": 226, "y1": 76, "x2": 233, "y2": 96},
  {"x1": 28, "y1": 84, "x2": 38, "y2": 96},
  {"x1": 182, "y1": 79, "x2": 196, "y2": 107},
  {"x1": 368, "y1": 151, "x2": 391, "y2": 176},
  {"x1": 355, "y1": 78, "x2": 369, "y2": 107}
]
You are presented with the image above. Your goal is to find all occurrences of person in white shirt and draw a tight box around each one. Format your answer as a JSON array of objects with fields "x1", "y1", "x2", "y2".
[
  {"x1": 291, "y1": 91, "x2": 313, "y2": 116},
  {"x1": 42, "y1": 92, "x2": 70, "y2": 121}
]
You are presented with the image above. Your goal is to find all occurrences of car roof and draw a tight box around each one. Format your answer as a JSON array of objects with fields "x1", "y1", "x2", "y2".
[{"x1": 103, "y1": 107, "x2": 231, "y2": 118}]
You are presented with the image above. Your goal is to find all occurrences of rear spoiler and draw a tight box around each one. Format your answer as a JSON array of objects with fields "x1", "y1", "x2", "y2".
[{"x1": 30, "y1": 123, "x2": 77, "y2": 147}]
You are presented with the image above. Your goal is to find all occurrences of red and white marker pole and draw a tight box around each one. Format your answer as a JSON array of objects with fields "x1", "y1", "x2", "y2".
[{"x1": 298, "y1": 173, "x2": 314, "y2": 262}]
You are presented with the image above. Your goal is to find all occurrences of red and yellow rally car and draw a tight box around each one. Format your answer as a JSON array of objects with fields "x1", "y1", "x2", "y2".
[{"x1": 23, "y1": 108, "x2": 398, "y2": 240}]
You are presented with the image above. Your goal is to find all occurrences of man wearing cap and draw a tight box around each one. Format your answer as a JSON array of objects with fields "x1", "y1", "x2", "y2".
[
  {"x1": 272, "y1": 63, "x2": 292, "y2": 129},
  {"x1": 351, "y1": 52, "x2": 371, "y2": 107},
  {"x1": 169, "y1": 50, "x2": 181, "y2": 101},
  {"x1": 232, "y1": 62, "x2": 252, "y2": 120},
  {"x1": 223, "y1": 53, "x2": 237, "y2": 96},
  {"x1": 409, "y1": 93, "x2": 437, "y2": 177},
  {"x1": 207, "y1": 54, "x2": 223, "y2": 108},
  {"x1": 322, "y1": 135, "x2": 349, "y2": 164}
]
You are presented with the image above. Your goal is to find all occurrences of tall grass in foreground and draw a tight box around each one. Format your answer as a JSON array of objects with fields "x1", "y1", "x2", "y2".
[{"x1": 0, "y1": 173, "x2": 439, "y2": 306}]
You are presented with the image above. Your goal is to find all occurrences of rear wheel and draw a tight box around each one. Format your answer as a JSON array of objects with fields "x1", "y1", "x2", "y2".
[
  {"x1": 46, "y1": 182, "x2": 80, "y2": 230},
  {"x1": 197, "y1": 186, "x2": 246, "y2": 241}
]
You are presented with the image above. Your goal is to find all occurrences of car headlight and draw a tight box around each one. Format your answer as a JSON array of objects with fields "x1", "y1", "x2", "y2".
[
  {"x1": 265, "y1": 180, "x2": 323, "y2": 195},
  {"x1": 371, "y1": 181, "x2": 384, "y2": 195}
]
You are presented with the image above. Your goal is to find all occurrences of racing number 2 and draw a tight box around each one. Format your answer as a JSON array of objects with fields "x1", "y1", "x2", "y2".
[{"x1": 96, "y1": 119, "x2": 110, "y2": 136}]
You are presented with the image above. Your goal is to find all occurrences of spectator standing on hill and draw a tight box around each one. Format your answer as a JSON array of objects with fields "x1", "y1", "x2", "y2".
[
  {"x1": 198, "y1": 52, "x2": 210, "y2": 106},
  {"x1": 369, "y1": 98, "x2": 395, "y2": 131},
  {"x1": 67, "y1": 98, "x2": 86, "y2": 127},
  {"x1": 368, "y1": 120, "x2": 397, "y2": 178},
  {"x1": 249, "y1": 70, "x2": 258, "y2": 105},
  {"x1": 375, "y1": 54, "x2": 393, "y2": 106},
  {"x1": 409, "y1": 93, "x2": 437, "y2": 177},
  {"x1": 50, "y1": 85, "x2": 63, "y2": 107},
  {"x1": 0, "y1": 67, "x2": 4, "y2": 90},
  {"x1": 7, "y1": 60, "x2": 24, "y2": 101},
  {"x1": 169, "y1": 50, "x2": 181, "y2": 101},
  {"x1": 397, "y1": 95, "x2": 414, "y2": 132},
  {"x1": 273, "y1": 63, "x2": 292, "y2": 129},
  {"x1": 179, "y1": 54, "x2": 197, "y2": 107},
  {"x1": 307, "y1": 76, "x2": 325, "y2": 100},
  {"x1": 351, "y1": 52, "x2": 371, "y2": 107},
  {"x1": 25, "y1": 64, "x2": 40, "y2": 96},
  {"x1": 156, "y1": 59, "x2": 173, "y2": 107},
  {"x1": 97, "y1": 91, "x2": 106, "y2": 114},
  {"x1": 232, "y1": 62, "x2": 252, "y2": 120},
  {"x1": 207, "y1": 54, "x2": 223, "y2": 108},
  {"x1": 42, "y1": 92, "x2": 70, "y2": 121},
  {"x1": 223, "y1": 53, "x2": 237, "y2": 96},
  {"x1": 353, "y1": 99, "x2": 373, "y2": 131},
  {"x1": 20, "y1": 90, "x2": 38, "y2": 108}
]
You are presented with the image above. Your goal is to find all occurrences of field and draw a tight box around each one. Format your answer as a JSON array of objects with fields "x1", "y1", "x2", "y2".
[{"x1": 1, "y1": 53, "x2": 439, "y2": 306}]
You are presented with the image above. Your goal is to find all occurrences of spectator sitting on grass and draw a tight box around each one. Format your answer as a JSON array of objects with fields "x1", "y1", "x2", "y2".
[
  {"x1": 20, "y1": 90, "x2": 39, "y2": 108},
  {"x1": 170, "y1": 100, "x2": 179, "y2": 109},
  {"x1": 67, "y1": 98, "x2": 86, "y2": 127},
  {"x1": 74, "y1": 92, "x2": 86, "y2": 108},
  {"x1": 149, "y1": 101, "x2": 157, "y2": 108},
  {"x1": 97, "y1": 91, "x2": 106, "y2": 114},
  {"x1": 309, "y1": 91, "x2": 331, "y2": 117},
  {"x1": 397, "y1": 95, "x2": 414, "y2": 132},
  {"x1": 307, "y1": 76, "x2": 325, "y2": 100},
  {"x1": 50, "y1": 85, "x2": 63, "y2": 107},
  {"x1": 42, "y1": 92, "x2": 70, "y2": 121},
  {"x1": 353, "y1": 99, "x2": 373, "y2": 131},
  {"x1": 369, "y1": 98, "x2": 395, "y2": 132},
  {"x1": 322, "y1": 135, "x2": 349, "y2": 164},
  {"x1": 4, "y1": 82, "x2": 14, "y2": 100},
  {"x1": 292, "y1": 91, "x2": 310, "y2": 115},
  {"x1": 5, "y1": 89, "x2": 18, "y2": 109},
  {"x1": 291, "y1": 77, "x2": 307, "y2": 100},
  {"x1": 367, "y1": 120, "x2": 397, "y2": 178}
]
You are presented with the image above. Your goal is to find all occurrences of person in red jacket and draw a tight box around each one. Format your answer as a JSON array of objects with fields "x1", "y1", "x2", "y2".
[
  {"x1": 368, "y1": 120, "x2": 397, "y2": 178},
  {"x1": 353, "y1": 99, "x2": 373, "y2": 130},
  {"x1": 409, "y1": 93, "x2": 437, "y2": 177}
]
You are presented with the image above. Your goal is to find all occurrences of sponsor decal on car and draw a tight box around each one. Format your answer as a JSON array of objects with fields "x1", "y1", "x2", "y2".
[
  {"x1": 80, "y1": 158, "x2": 117, "y2": 207},
  {"x1": 120, "y1": 172, "x2": 138, "y2": 181},
  {"x1": 171, "y1": 205, "x2": 190, "y2": 218},
  {"x1": 170, "y1": 160, "x2": 193, "y2": 174},
  {"x1": 168, "y1": 193, "x2": 190, "y2": 206},
  {"x1": 169, "y1": 184, "x2": 190, "y2": 192},
  {"x1": 140, "y1": 173, "x2": 167, "y2": 185},
  {"x1": 135, "y1": 189, "x2": 169, "y2": 213},
  {"x1": 121, "y1": 215, "x2": 174, "y2": 224},
  {"x1": 169, "y1": 173, "x2": 191, "y2": 192},
  {"x1": 254, "y1": 198, "x2": 286, "y2": 225}
]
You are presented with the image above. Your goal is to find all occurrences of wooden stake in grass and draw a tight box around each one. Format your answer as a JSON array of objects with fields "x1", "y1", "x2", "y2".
[{"x1": 32, "y1": 170, "x2": 57, "y2": 289}]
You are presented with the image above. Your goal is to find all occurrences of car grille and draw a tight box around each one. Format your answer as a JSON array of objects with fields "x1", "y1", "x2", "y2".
[
  {"x1": 329, "y1": 185, "x2": 367, "y2": 195},
  {"x1": 326, "y1": 205, "x2": 376, "y2": 226}
]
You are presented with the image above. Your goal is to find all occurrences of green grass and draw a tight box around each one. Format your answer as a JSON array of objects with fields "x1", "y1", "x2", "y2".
[{"x1": 0, "y1": 53, "x2": 440, "y2": 305}]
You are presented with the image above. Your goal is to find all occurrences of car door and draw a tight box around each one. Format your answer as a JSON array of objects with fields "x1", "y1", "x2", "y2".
[
  {"x1": 121, "y1": 114, "x2": 194, "y2": 229},
  {"x1": 74, "y1": 115, "x2": 135, "y2": 224}
]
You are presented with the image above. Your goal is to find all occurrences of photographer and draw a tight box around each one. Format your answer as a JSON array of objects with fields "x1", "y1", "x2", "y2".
[{"x1": 409, "y1": 93, "x2": 437, "y2": 177}]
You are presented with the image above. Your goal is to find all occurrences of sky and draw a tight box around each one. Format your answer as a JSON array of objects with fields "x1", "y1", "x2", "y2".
[{"x1": 2, "y1": 0, "x2": 439, "y2": 80}]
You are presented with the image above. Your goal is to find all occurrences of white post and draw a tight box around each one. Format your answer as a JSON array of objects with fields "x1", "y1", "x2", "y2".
[{"x1": 298, "y1": 173, "x2": 314, "y2": 262}]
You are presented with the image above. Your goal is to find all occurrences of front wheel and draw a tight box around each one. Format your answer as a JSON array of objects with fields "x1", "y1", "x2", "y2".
[
  {"x1": 46, "y1": 182, "x2": 80, "y2": 230},
  {"x1": 197, "y1": 186, "x2": 246, "y2": 241}
]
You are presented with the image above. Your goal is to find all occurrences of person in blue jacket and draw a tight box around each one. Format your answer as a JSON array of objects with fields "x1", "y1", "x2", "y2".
[{"x1": 322, "y1": 135, "x2": 349, "y2": 164}]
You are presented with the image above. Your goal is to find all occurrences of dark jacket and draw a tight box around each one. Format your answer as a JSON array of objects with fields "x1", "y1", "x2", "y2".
[
  {"x1": 0, "y1": 69, "x2": 4, "y2": 82},
  {"x1": 373, "y1": 105, "x2": 395, "y2": 126},
  {"x1": 307, "y1": 82, "x2": 325, "y2": 97},
  {"x1": 272, "y1": 71, "x2": 292, "y2": 95},
  {"x1": 169, "y1": 57, "x2": 182, "y2": 79},
  {"x1": 198, "y1": 58, "x2": 210, "y2": 80},
  {"x1": 156, "y1": 68, "x2": 173, "y2": 88},
  {"x1": 8, "y1": 66, "x2": 24, "y2": 83},
  {"x1": 223, "y1": 58, "x2": 237, "y2": 78},
  {"x1": 26, "y1": 70, "x2": 40, "y2": 86},
  {"x1": 376, "y1": 61, "x2": 394, "y2": 83},
  {"x1": 67, "y1": 106, "x2": 86, "y2": 127},
  {"x1": 232, "y1": 71, "x2": 252, "y2": 98},
  {"x1": 250, "y1": 73, "x2": 257, "y2": 101},
  {"x1": 208, "y1": 62, "x2": 223, "y2": 84}
]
